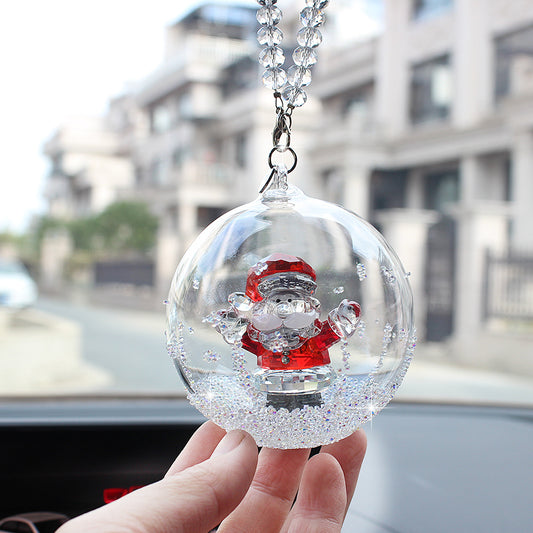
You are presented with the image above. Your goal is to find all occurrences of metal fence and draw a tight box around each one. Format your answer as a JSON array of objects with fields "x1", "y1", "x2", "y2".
[
  {"x1": 483, "y1": 251, "x2": 533, "y2": 320},
  {"x1": 94, "y1": 259, "x2": 154, "y2": 287}
]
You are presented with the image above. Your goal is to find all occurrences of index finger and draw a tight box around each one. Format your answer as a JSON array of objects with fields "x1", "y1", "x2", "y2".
[
  {"x1": 165, "y1": 421, "x2": 227, "y2": 477},
  {"x1": 320, "y1": 429, "x2": 367, "y2": 516}
]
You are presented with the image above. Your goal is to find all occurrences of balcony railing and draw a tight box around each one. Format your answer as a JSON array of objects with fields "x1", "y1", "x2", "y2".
[{"x1": 483, "y1": 250, "x2": 533, "y2": 321}]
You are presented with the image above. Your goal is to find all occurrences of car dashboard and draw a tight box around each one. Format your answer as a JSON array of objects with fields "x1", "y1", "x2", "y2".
[{"x1": 0, "y1": 398, "x2": 531, "y2": 532}]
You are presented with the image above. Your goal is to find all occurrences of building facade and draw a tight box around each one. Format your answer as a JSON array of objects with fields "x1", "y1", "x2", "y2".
[
  {"x1": 128, "y1": 3, "x2": 320, "y2": 292},
  {"x1": 42, "y1": 0, "x2": 533, "y2": 369},
  {"x1": 310, "y1": 0, "x2": 533, "y2": 367},
  {"x1": 43, "y1": 108, "x2": 135, "y2": 220}
]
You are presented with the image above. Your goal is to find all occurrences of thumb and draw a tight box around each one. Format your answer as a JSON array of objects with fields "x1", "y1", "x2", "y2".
[{"x1": 59, "y1": 430, "x2": 258, "y2": 533}]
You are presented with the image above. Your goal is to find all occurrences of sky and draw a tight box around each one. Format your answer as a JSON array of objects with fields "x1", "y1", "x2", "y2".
[{"x1": 0, "y1": 0, "x2": 381, "y2": 233}]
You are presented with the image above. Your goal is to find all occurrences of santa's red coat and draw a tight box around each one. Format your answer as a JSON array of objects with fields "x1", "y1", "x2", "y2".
[{"x1": 241, "y1": 319, "x2": 341, "y2": 370}]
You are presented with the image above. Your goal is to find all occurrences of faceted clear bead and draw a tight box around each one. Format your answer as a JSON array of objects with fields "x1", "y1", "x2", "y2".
[
  {"x1": 257, "y1": 25, "x2": 283, "y2": 46},
  {"x1": 258, "y1": 0, "x2": 277, "y2": 5},
  {"x1": 262, "y1": 67, "x2": 288, "y2": 90},
  {"x1": 287, "y1": 65, "x2": 312, "y2": 88},
  {"x1": 305, "y1": 0, "x2": 329, "y2": 9},
  {"x1": 292, "y1": 46, "x2": 318, "y2": 67},
  {"x1": 282, "y1": 86, "x2": 307, "y2": 107},
  {"x1": 259, "y1": 46, "x2": 285, "y2": 68},
  {"x1": 257, "y1": 6, "x2": 282, "y2": 26},
  {"x1": 300, "y1": 7, "x2": 325, "y2": 27},
  {"x1": 297, "y1": 27, "x2": 322, "y2": 48}
]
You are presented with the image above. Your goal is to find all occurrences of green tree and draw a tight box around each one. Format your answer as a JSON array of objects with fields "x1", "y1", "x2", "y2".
[
  {"x1": 30, "y1": 201, "x2": 158, "y2": 259},
  {"x1": 95, "y1": 201, "x2": 158, "y2": 254},
  {"x1": 0, "y1": 231, "x2": 20, "y2": 247},
  {"x1": 68, "y1": 216, "x2": 99, "y2": 251}
]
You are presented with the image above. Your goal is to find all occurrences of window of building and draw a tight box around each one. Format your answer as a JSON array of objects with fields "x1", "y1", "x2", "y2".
[
  {"x1": 321, "y1": 168, "x2": 345, "y2": 205},
  {"x1": 235, "y1": 132, "x2": 247, "y2": 168},
  {"x1": 51, "y1": 153, "x2": 63, "y2": 175},
  {"x1": 412, "y1": 0, "x2": 453, "y2": 21},
  {"x1": 504, "y1": 157, "x2": 512, "y2": 202},
  {"x1": 424, "y1": 169, "x2": 459, "y2": 211},
  {"x1": 74, "y1": 186, "x2": 92, "y2": 215},
  {"x1": 494, "y1": 24, "x2": 533, "y2": 101},
  {"x1": 149, "y1": 159, "x2": 169, "y2": 185},
  {"x1": 172, "y1": 148, "x2": 184, "y2": 169},
  {"x1": 410, "y1": 55, "x2": 452, "y2": 125},
  {"x1": 177, "y1": 92, "x2": 192, "y2": 120},
  {"x1": 197, "y1": 206, "x2": 226, "y2": 229},
  {"x1": 150, "y1": 102, "x2": 171, "y2": 134},
  {"x1": 343, "y1": 94, "x2": 368, "y2": 118},
  {"x1": 222, "y1": 56, "x2": 258, "y2": 98},
  {"x1": 371, "y1": 170, "x2": 408, "y2": 211},
  {"x1": 134, "y1": 166, "x2": 145, "y2": 186},
  {"x1": 164, "y1": 206, "x2": 179, "y2": 231},
  {"x1": 341, "y1": 83, "x2": 374, "y2": 121}
]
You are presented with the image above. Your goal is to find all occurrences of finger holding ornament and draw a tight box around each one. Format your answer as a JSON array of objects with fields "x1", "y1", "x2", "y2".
[
  {"x1": 165, "y1": 421, "x2": 227, "y2": 477},
  {"x1": 280, "y1": 453, "x2": 348, "y2": 533},
  {"x1": 219, "y1": 446, "x2": 311, "y2": 533},
  {"x1": 320, "y1": 429, "x2": 367, "y2": 518},
  {"x1": 60, "y1": 429, "x2": 258, "y2": 533}
]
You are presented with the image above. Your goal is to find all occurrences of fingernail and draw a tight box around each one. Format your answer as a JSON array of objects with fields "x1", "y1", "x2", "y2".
[{"x1": 212, "y1": 430, "x2": 247, "y2": 457}]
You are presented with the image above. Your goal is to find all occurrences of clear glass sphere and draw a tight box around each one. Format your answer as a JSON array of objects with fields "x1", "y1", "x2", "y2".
[{"x1": 166, "y1": 183, "x2": 415, "y2": 449}]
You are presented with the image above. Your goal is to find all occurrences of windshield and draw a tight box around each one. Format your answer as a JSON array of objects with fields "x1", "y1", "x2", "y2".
[{"x1": 1, "y1": 0, "x2": 533, "y2": 408}]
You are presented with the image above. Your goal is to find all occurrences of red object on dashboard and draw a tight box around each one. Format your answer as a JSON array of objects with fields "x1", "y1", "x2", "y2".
[{"x1": 103, "y1": 485, "x2": 143, "y2": 503}]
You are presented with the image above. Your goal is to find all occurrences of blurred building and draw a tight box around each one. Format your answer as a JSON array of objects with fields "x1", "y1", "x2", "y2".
[
  {"x1": 43, "y1": 111, "x2": 134, "y2": 219},
  {"x1": 128, "y1": 4, "x2": 257, "y2": 291},
  {"x1": 311, "y1": 0, "x2": 533, "y2": 367},
  {"x1": 42, "y1": 0, "x2": 533, "y2": 369},
  {"x1": 127, "y1": 3, "x2": 319, "y2": 292}
]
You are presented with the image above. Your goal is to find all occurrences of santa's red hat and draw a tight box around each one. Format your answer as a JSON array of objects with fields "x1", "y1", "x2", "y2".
[{"x1": 246, "y1": 253, "x2": 317, "y2": 301}]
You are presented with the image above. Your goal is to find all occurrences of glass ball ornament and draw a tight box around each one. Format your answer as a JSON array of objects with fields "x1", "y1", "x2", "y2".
[{"x1": 166, "y1": 176, "x2": 415, "y2": 449}]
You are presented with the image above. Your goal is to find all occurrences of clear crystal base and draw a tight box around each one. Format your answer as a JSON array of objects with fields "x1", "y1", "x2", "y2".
[{"x1": 255, "y1": 365, "x2": 335, "y2": 394}]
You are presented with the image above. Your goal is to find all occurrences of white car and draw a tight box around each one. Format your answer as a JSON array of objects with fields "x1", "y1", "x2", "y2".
[{"x1": 0, "y1": 259, "x2": 38, "y2": 309}]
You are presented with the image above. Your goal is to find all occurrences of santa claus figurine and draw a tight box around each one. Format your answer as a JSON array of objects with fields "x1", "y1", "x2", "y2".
[{"x1": 209, "y1": 253, "x2": 361, "y2": 386}]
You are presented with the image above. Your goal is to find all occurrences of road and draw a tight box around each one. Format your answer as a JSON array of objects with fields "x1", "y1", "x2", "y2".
[
  {"x1": 36, "y1": 296, "x2": 185, "y2": 394},
  {"x1": 33, "y1": 296, "x2": 533, "y2": 404}
]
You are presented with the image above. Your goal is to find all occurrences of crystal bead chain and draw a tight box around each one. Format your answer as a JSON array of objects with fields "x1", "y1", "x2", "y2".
[{"x1": 256, "y1": 0, "x2": 329, "y2": 108}]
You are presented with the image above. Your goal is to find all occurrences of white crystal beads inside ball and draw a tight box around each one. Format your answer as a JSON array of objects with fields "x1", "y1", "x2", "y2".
[{"x1": 166, "y1": 184, "x2": 415, "y2": 449}]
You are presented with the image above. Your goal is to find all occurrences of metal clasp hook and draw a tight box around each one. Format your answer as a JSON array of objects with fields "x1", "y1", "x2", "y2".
[
  {"x1": 260, "y1": 94, "x2": 297, "y2": 193},
  {"x1": 272, "y1": 108, "x2": 292, "y2": 151}
]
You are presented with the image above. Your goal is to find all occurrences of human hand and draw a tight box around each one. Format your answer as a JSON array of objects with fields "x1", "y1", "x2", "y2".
[{"x1": 58, "y1": 421, "x2": 366, "y2": 533}]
